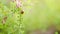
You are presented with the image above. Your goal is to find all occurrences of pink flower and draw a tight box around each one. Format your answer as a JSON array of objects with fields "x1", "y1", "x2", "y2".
[{"x1": 15, "y1": 0, "x2": 22, "y2": 8}]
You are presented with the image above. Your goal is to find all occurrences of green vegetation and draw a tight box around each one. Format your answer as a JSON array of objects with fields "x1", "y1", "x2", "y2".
[
  {"x1": 0, "y1": 0, "x2": 60, "y2": 34},
  {"x1": 0, "y1": 0, "x2": 23, "y2": 34}
]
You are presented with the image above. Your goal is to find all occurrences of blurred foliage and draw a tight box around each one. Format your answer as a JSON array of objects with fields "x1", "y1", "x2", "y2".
[
  {"x1": 0, "y1": 0, "x2": 60, "y2": 34},
  {"x1": 22, "y1": 0, "x2": 60, "y2": 34},
  {"x1": 0, "y1": 0, "x2": 24, "y2": 34}
]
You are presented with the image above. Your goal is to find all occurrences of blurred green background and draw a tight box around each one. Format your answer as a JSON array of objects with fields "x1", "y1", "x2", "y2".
[{"x1": 0, "y1": 0, "x2": 60, "y2": 34}]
